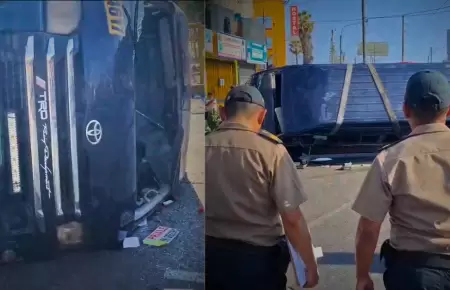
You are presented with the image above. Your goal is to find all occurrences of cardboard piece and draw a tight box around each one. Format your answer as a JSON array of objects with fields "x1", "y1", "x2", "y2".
[{"x1": 143, "y1": 226, "x2": 179, "y2": 246}]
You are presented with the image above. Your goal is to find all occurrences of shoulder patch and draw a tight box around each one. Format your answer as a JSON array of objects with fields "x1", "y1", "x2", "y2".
[
  {"x1": 258, "y1": 129, "x2": 283, "y2": 144},
  {"x1": 378, "y1": 140, "x2": 402, "y2": 152}
]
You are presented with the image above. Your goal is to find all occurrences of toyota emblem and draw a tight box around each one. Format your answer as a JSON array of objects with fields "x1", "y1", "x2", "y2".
[{"x1": 86, "y1": 120, "x2": 102, "y2": 145}]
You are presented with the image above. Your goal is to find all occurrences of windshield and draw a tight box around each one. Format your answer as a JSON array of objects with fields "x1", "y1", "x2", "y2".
[{"x1": 0, "y1": 1, "x2": 81, "y2": 34}]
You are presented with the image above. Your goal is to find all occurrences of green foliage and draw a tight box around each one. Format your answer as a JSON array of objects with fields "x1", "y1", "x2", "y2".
[
  {"x1": 289, "y1": 40, "x2": 302, "y2": 65},
  {"x1": 205, "y1": 110, "x2": 221, "y2": 134},
  {"x1": 298, "y1": 10, "x2": 315, "y2": 64}
]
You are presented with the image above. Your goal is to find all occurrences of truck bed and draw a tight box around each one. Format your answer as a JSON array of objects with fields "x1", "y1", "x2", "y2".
[{"x1": 255, "y1": 63, "x2": 450, "y2": 159}]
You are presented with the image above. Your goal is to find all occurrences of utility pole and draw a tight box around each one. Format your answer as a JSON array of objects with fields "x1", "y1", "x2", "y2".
[
  {"x1": 430, "y1": 47, "x2": 433, "y2": 63},
  {"x1": 330, "y1": 30, "x2": 337, "y2": 64},
  {"x1": 339, "y1": 33, "x2": 343, "y2": 63},
  {"x1": 262, "y1": 9, "x2": 269, "y2": 68},
  {"x1": 361, "y1": 0, "x2": 367, "y2": 64},
  {"x1": 401, "y1": 15, "x2": 405, "y2": 62}
]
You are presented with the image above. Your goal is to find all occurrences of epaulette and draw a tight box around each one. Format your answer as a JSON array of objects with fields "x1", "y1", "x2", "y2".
[
  {"x1": 378, "y1": 139, "x2": 402, "y2": 152},
  {"x1": 258, "y1": 129, "x2": 283, "y2": 144},
  {"x1": 378, "y1": 130, "x2": 446, "y2": 152}
]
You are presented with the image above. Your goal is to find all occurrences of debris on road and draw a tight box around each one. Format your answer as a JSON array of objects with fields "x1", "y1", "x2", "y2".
[
  {"x1": 163, "y1": 200, "x2": 174, "y2": 206},
  {"x1": 138, "y1": 219, "x2": 148, "y2": 227},
  {"x1": 338, "y1": 162, "x2": 353, "y2": 170},
  {"x1": 143, "y1": 226, "x2": 179, "y2": 247},
  {"x1": 123, "y1": 237, "x2": 140, "y2": 248}
]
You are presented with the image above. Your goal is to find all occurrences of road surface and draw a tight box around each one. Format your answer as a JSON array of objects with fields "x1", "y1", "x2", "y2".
[
  {"x1": 0, "y1": 99, "x2": 206, "y2": 290},
  {"x1": 0, "y1": 182, "x2": 204, "y2": 290},
  {"x1": 287, "y1": 165, "x2": 389, "y2": 290}
]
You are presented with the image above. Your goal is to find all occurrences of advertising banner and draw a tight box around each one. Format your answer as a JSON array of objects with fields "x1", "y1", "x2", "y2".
[
  {"x1": 217, "y1": 33, "x2": 246, "y2": 60},
  {"x1": 247, "y1": 41, "x2": 267, "y2": 65}
]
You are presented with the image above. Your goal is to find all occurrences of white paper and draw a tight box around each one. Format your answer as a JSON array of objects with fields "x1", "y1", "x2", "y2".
[
  {"x1": 288, "y1": 241, "x2": 322, "y2": 287},
  {"x1": 123, "y1": 237, "x2": 140, "y2": 248}
]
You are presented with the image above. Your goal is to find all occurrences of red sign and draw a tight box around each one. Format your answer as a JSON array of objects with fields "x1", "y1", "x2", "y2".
[{"x1": 290, "y1": 6, "x2": 299, "y2": 37}]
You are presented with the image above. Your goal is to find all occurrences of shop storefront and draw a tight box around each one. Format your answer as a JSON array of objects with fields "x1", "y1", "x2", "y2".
[
  {"x1": 239, "y1": 41, "x2": 267, "y2": 84},
  {"x1": 205, "y1": 31, "x2": 246, "y2": 102}
]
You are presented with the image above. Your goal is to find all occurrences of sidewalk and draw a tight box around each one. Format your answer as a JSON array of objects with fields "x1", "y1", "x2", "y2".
[{"x1": 185, "y1": 99, "x2": 205, "y2": 206}]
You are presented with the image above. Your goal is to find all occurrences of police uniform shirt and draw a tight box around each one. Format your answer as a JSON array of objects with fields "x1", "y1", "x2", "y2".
[
  {"x1": 352, "y1": 123, "x2": 450, "y2": 254},
  {"x1": 205, "y1": 122, "x2": 308, "y2": 247}
]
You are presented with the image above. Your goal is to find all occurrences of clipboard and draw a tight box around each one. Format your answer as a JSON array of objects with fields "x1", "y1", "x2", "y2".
[{"x1": 287, "y1": 241, "x2": 323, "y2": 287}]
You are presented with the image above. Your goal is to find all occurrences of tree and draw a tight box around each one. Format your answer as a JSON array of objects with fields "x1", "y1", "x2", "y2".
[
  {"x1": 298, "y1": 10, "x2": 315, "y2": 64},
  {"x1": 289, "y1": 40, "x2": 302, "y2": 65}
]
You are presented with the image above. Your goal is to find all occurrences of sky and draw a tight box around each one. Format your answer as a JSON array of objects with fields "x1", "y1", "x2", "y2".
[{"x1": 284, "y1": 0, "x2": 450, "y2": 64}]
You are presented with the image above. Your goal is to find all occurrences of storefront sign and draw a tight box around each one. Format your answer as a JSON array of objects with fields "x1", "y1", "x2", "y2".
[
  {"x1": 205, "y1": 29, "x2": 213, "y2": 53},
  {"x1": 217, "y1": 33, "x2": 246, "y2": 60},
  {"x1": 290, "y1": 6, "x2": 299, "y2": 38},
  {"x1": 246, "y1": 42, "x2": 267, "y2": 65}
]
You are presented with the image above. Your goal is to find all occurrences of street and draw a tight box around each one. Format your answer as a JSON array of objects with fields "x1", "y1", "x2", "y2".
[
  {"x1": 0, "y1": 182, "x2": 204, "y2": 290},
  {"x1": 287, "y1": 165, "x2": 389, "y2": 290},
  {"x1": 0, "y1": 99, "x2": 206, "y2": 290}
]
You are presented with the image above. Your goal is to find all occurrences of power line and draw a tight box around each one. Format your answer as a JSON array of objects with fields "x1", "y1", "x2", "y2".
[{"x1": 313, "y1": 5, "x2": 450, "y2": 23}]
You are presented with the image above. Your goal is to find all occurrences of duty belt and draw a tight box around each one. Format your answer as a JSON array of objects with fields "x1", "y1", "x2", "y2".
[{"x1": 380, "y1": 239, "x2": 450, "y2": 270}]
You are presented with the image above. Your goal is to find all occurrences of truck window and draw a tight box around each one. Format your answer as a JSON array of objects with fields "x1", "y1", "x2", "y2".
[{"x1": 0, "y1": 1, "x2": 80, "y2": 34}]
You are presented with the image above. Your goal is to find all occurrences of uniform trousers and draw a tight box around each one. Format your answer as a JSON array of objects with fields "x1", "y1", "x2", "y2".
[
  {"x1": 205, "y1": 235, "x2": 290, "y2": 290},
  {"x1": 384, "y1": 260, "x2": 450, "y2": 290},
  {"x1": 382, "y1": 240, "x2": 450, "y2": 290}
]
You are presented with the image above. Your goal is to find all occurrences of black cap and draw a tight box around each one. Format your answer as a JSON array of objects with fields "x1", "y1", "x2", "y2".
[
  {"x1": 404, "y1": 70, "x2": 450, "y2": 112},
  {"x1": 224, "y1": 85, "x2": 265, "y2": 108}
]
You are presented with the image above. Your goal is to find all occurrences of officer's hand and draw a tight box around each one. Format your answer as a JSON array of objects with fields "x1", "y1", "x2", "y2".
[
  {"x1": 303, "y1": 266, "x2": 319, "y2": 288},
  {"x1": 356, "y1": 276, "x2": 374, "y2": 290}
]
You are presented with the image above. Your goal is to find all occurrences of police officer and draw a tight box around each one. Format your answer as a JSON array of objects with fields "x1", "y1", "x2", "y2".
[
  {"x1": 352, "y1": 70, "x2": 450, "y2": 290},
  {"x1": 205, "y1": 85, "x2": 319, "y2": 290}
]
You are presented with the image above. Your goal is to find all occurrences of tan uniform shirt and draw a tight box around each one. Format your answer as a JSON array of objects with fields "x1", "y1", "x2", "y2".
[
  {"x1": 352, "y1": 123, "x2": 450, "y2": 254},
  {"x1": 205, "y1": 122, "x2": 308, "y2": 247}
]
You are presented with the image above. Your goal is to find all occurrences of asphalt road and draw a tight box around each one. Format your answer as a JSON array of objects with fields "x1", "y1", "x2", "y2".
[
  {"x1": 290, "y1": 165, "x2": 390, "y2": 290},
  {"x1": 0, "y1": 181, "x2": 205, "y2": 290}
]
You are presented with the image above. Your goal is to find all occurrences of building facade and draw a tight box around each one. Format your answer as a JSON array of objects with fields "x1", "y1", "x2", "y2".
[
  {"x1": 204, "y1": 0, "x2": 267, "y2": 102},
  {"x1": 253, "y1": 0, "x2": 286, "y2": 68},
  {"x1": 176, "y1": 1, "x2": 206, "y2": 97}
]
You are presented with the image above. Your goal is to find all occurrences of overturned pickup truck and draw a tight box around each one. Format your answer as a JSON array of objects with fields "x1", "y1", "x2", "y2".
[
  {"x1": 249, "y1": 63, "x2": 450, "y2": 163},
  {"x1": 0, "y1": 1, "x2": 191, "y2": 262}
]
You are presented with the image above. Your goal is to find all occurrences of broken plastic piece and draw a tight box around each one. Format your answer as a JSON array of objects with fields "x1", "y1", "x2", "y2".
[{"x1": 163, "y1": 200, "x2": 174, "y2": 206}]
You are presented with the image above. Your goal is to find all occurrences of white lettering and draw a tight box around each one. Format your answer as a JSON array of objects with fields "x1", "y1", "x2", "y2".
[
  {"x1": 40, "y1": 123, "x2": 52, "y2": 198},
  {"x1": 38, "y1": 91, "x2": 48, "y2": 120}
]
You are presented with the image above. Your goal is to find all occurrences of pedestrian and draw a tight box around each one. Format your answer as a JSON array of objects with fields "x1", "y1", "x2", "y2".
[
  {"x1": 205, "y1": 93, "x2": 217, "y2": 120},
  {"x1": 205, "y1": 85, "x2": 319, "y2": 290},
  {"x1": 352, "y1": 70, "x2": 450, "y2": 290}
]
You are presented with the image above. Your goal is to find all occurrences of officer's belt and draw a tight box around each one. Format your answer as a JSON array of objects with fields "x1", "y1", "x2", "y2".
[
  {"x1": 206, "y1": 235, "x2": 285, "y2": 252},
  {"x1": 380, "y1": 239, "x2": 450, "y2": 269}
]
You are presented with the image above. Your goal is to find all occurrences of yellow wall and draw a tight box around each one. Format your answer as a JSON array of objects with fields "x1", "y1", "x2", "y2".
[
  {"x1": 205, "y1": 31, "x2": 238, "y2": 102},
  {"x1": 206, "y1": 59, "x2": 236, "y2": 102},
  {"x1": 253, "y1": 0, "x2": 286, "y2": 67}
]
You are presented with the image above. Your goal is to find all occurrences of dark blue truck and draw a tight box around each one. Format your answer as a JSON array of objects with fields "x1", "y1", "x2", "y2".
[{"x1": 249, "y1": 63, "x2": 450, "y2": 163}]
